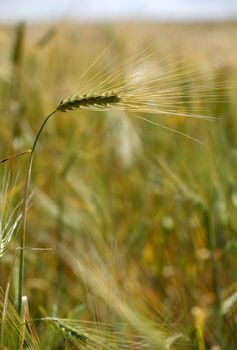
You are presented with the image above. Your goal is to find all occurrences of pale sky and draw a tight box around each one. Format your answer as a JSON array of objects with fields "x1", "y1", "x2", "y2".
[{"x1": 0, "y1": 0, "x2": 237, "y2": 22}]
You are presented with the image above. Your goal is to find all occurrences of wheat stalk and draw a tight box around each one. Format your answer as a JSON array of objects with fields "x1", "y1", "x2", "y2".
[{"x1": 17, "y1": 89, "x2": 120, "y2": 328}]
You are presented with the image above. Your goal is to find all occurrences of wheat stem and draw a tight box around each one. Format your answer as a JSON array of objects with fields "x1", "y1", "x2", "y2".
[
  {"x1": 16, "y1": 89, "x2": 120, "y2": 343},
  {"x1": 17, "y1": 89, "x2": 120, "y2": 324},
  {"x1": 17, "y1": 110, "x2": 57, "y2": 347}
]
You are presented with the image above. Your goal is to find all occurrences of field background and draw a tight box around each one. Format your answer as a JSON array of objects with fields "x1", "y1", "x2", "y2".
[{"x1": 0, "y1": 21, "x2": 237, "y2": 349}]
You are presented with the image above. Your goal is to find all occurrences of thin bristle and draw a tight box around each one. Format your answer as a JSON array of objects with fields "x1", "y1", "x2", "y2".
[{"x1": 57, "y1": 91, "x2": 120, "y2": 112}]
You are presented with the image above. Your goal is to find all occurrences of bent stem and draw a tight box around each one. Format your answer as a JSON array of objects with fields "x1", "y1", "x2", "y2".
[{"x1": 17, "y1": 109, "x2": 57, "y2": 317}]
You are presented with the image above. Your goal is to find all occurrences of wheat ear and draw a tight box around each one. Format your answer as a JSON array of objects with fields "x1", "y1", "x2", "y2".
[
  {"x1": 57, "y1": 91, "x2": 120, "y2": 112},
  {"x1": 52, "y1": 319, "x2": 88, "y2": 344}
]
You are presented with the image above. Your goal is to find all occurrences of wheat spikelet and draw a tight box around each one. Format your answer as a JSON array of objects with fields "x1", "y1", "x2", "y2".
[
  {"x1": 52, "y1": 319, "x2": 88, "y2": 343},
  {"x1": 57, "y1": 90, "x2": 120, "y2": 112}
]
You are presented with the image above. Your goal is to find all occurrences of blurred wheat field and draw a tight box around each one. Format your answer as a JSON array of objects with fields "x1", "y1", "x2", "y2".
[{"x1": 0, "y1": 21, "x2": 237, "y2": 349}]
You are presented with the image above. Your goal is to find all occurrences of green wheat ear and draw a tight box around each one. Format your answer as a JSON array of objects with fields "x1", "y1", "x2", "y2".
[{"x1": 57, "y1": 91, "x2": 121, "y2": 112}]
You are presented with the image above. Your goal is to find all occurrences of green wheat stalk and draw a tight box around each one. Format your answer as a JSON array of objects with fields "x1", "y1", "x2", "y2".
[{"x1": 17, "y1": 90, "x2": 121, "y2": 318}]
